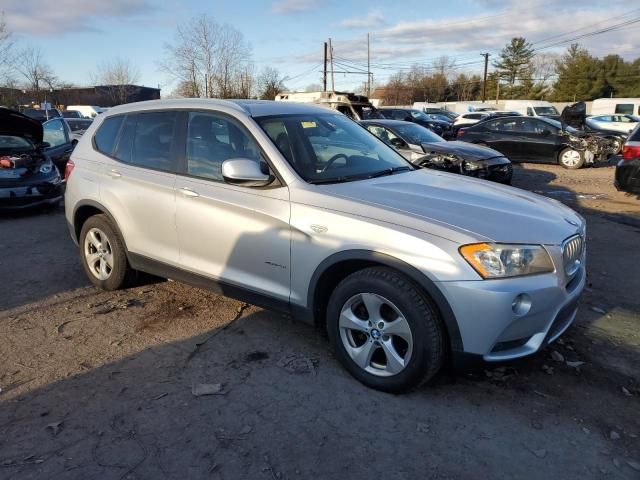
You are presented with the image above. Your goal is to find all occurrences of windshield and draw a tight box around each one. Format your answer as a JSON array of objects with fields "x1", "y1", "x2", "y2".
[
  {"x1": 409, "y1": 110, "x2": 430, "y2": 121},
  {"x1": 257, "y1": 113, "x2": 413, "y2": 184},
  {"x1": 540, "y1": 118, "x2": 579, "y2": 134},
  {"x1": 534, "y1": 106, "x2": 559, "y2": 116},
  {"x1": 393, "y1": 123, "x2": 444, "y2": 144}
]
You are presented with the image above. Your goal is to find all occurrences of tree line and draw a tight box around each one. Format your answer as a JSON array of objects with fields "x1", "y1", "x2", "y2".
[{"x1": 377, "y1": 37, "x2": 640, "y2": 105}]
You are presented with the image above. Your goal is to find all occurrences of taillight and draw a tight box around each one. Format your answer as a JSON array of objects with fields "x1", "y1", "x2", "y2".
[
  {"x1": 64, "y1": 159, "x2": 75, "y2": 180},
  {"x1": 457, "y1": 129, "x2": 465, "y2": 137},
  {"x1": 622, "y1": 144, "x2": 640, "y2": 161}
]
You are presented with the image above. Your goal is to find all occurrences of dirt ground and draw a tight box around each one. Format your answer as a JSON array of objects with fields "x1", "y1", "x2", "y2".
[{"x1": 0, "y1": 161, "x2": 639, "y2": 479}]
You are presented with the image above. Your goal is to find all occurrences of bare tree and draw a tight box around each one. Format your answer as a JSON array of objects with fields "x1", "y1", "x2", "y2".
[
  {"x1": 161, "y1": 14, "x2": 253, "y2": 98},
  {"x1": 257, "y1": 66, "x2": 286, "y2": 100},
  {"x1": 0, "y1": 12, "x2": 15, "y2": 83},
  {"x1": 17, "y1": 47, "x2": 57, "y2": 103},
  {"x1": 91, "y1": 57, "x2": 140, "y2": 105}
]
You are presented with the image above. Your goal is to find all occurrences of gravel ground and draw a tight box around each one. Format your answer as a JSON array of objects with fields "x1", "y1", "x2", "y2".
[{"x1": 0, "y1": 161, "x2": 638, "y2": 479}]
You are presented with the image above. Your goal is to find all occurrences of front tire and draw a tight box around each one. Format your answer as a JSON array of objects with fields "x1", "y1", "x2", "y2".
[
  {"x1": 326, "y1": 267, "x2": 444, "y2": 393},
  {"x1": 559, "y1": 148, "x2": 585, "y2": 169},
  {"x1": 79, "y1": 214, "x2": 131, "y2": 290}
]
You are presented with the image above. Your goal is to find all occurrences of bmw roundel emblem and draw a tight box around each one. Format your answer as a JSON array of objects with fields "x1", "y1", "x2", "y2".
[{"x1": 371, "y1": 329, "x2": 382, "y2": 340}]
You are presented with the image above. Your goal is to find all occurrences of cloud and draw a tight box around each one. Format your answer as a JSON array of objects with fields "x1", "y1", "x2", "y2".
[
  {"x1": 339, "y1": 9, "x2": 385, "y2": 29},
  {"x1": 3, "y1": 0, "x2": 156, "y2": 35},
  {"x1": 271, "y1": 0, "x2": 322, "y2": 14}
]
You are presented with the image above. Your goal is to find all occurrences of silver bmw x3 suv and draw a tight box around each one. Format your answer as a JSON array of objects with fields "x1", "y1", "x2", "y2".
[{"x1": 65, "y1": 99, "x2": 586, "y2": 392}]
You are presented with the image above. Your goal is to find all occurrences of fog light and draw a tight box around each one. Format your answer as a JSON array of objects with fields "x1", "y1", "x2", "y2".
[{"x1": 512, "y1": 293, "x2": 532, "y2": 316}]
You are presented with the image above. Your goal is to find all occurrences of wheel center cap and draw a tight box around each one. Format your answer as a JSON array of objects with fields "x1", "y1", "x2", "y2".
[{"x1": 371, "y1": 329, "x2": 382, "y2": 340}]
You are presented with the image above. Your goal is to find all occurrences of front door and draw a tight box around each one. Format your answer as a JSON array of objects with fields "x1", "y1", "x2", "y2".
[{"x1": 175, "y1": 111, "x2": 291, "y2": 303}]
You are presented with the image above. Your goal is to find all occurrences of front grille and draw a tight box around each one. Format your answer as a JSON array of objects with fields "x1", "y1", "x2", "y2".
[{"x1": 562, "y1": 234, "x2": 584, "y2": 277}]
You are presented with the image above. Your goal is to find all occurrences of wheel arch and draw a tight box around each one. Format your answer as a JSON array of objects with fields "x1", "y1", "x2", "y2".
[
  {"x1": 306, "y1": 250, "x2": 463, "y2": 352},
  {"x1": 72, "y1": 200, "x2": 130, "y2": 257}
]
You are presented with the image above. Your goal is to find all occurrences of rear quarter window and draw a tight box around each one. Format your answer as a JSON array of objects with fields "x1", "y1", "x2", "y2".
[{"x1": 94, "y1": 116, "x2": 125, "y2": 156}]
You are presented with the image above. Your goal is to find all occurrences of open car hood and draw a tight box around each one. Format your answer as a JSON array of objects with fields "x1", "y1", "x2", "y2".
[
  {"x1": 560, "y1": 102, "x2": 586, "y2": 129},
  {"x1": 0, "y1": 107, "x2": 44, "y2": 144}
]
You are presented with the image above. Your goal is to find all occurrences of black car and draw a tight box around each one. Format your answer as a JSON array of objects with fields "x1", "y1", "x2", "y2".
[
  {"x1": 361, "y1": 119, "x2": 513, "y2": 184},
  {"x1": 378, "y1": 108, "x2": 453, "y2": 138},
  {"x1": 42, "y1": 117, "x2": 76, "y2": 174},
  {"x1": 457, "y1": 115, "x2": 607, "y2": 169},
  {"x1": 0, "y1": 108, "x2": 64, "y2": 210},
  {"x1": 615, "y1": 125, "x2": 640, "y2": 194},
  {"x1": 22, "y1": 108, "x2": 62, "y2": 122}
]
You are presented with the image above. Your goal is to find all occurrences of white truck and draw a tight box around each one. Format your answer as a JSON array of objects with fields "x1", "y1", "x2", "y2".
[
  {"x1": 591, "y1": 98, "x2": 640, "y2": 116},
  {"x1": 275, "y1": 91, "x2": 374, "y2": 120},
  {"x1": 503, "y1": 100, "x2": 559, "y2": 118}
]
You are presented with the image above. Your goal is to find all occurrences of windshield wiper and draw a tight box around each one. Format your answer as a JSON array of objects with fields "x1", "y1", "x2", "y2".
[{"x1": 369, "y1": 166, "x2": 413, "y2": 178}]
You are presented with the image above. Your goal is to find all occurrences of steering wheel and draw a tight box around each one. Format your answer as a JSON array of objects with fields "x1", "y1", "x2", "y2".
[{"x1": 322, "y1": 153, "x2": 349, "y2": 172}]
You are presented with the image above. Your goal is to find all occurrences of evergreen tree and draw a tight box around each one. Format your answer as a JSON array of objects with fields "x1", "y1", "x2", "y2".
[
  {"x1": 552, "y1": 44, "x2": 601, "y2": 101},
  {"x1": 493, "y1": 37, "x2": 535, "y2": 99}
]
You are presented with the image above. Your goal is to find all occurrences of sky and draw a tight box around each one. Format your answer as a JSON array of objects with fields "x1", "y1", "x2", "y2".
[{"x1": 3, "y1": 0, "x2": 639, "y2": 95}]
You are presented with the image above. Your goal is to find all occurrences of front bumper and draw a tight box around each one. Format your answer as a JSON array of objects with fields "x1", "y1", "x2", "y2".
[{"x1": 438, "y1": 245, "x2": 585, "y2": 361}]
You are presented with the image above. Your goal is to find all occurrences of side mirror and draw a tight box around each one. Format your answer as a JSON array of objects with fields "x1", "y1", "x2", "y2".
[
  {"x1": 541, "y1": 129, "x2": 552, "y2": 136},
  {"x1": 221, "y1": 158, "x2": 273, "y2": 187},
  {"x1": 390, "y1": 137, "x2": 407, "y2": 148},
  {"x1": 38, "y1": 141, "x2": 51, "y2": 150}
]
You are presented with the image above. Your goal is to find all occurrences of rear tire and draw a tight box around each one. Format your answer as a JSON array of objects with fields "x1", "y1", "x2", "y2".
[
  {"x1": 326, "y1": 267, "x2": 444, "y2": 393},
  {"x1": 79, "y1": 214, "x2": 132, "y2": 290},
  {"x1": 558, "y1": 148, "x2": 585, "y2": 169}
]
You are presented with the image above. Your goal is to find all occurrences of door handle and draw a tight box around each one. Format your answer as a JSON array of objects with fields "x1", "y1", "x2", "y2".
[
  {"x1": 180, "y1": 187, "x2": 199, "y2": 198},
  {"x1": 110, "y1": 169, "x2": 122, "y2": 179}
]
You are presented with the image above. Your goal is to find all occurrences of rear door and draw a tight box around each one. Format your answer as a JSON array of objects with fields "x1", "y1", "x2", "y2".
[
  {"x1": 174, "y1": 110, "x2": 291, "y2": 303},
  {"x1": 96, "y1": 111, "x2": 180, "y2": 265},
  {"x1": 479, "y1": 118, "x2": 523, "y2": 160},
  {"x1": 517, "y1": 118, "x2": 558, "y2": 162},
  {"x1": 43, "y1": 118, "x2": 74, "y2": 174}
]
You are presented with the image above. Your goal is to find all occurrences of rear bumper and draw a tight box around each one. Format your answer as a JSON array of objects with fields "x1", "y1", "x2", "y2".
[
  {"x1": 615, "y1": 158, "x2": 640, "y2": 193},
  {"x1": 0, "y1": 181, "x2": 63, "y2": 210}
]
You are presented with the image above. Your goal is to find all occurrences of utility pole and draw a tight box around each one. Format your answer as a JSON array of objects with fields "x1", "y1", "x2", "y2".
[
  {"x1": 323, "y1": 42, "x2": 328, "y2": 92},
  {"x1": 367, "y1": 33, "x2": 371, "y2": 97},
  {"x1": 481, "y1": 53, "x2": 489, "y2": 103},
  {"x1": 204, "y1": 73, "x2": 208, "y2": 98},
  {"x1": 495, "y1": 78, "x2": 500, "y2": 105},
  {"x1": 329, "y1": 37, "x2": 335, "y2": 92}
]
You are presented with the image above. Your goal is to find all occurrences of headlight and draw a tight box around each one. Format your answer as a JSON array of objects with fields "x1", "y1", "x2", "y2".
[
  {"x1": 463, "y1": 161, "x2": 482, "y2": 171},
  {"x1": 459, "y1": 243, "x2": 554, "y2": 279},
  {"x1": 39, "y1": 162, "x2": 54, "y2": 174}
]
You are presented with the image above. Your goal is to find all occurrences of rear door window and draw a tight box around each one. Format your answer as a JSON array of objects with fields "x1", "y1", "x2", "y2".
[
  {"x1": 113, "y1": 111, "x2": 178, "y2": 172},
  {"x1": 94, "y1": 116, "x2": 124, "y2": 156}
]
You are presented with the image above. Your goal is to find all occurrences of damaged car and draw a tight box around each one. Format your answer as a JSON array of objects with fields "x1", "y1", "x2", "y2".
[
  {"x1": 560, "y1": 101, "x2": 628, "y2": 156},
  {"x1": 457, "y1": 115, "x2": 607, "y2": 169},
  {"x1": 362, "y1": 119, "x2": 513, "y2": 184},
  {"x1": 0, "y1": 108, "x2": 64, "y2": 210}
]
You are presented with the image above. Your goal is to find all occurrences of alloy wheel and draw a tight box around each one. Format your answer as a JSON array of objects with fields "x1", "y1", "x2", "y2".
[
  {"x1": 339, "y1": 293, "x2": 413, "y2": 377},
  {"x1": 84, "y1": 227, "x2": 114, "y2": 281}
]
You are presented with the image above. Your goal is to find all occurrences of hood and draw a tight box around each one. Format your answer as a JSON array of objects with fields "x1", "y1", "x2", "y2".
[
  {"x1": 421, "y1": 141, "x2": 503, "y2": 160},
  {"x1": 315, "y1": 169, "x2": 582, "y2": 244},
  {"x1": 560, "y1": 102, "x2": 586, "y2": 129},
  {"x1": 0, "y1": 108, "x2": 43, "y2": 144}
]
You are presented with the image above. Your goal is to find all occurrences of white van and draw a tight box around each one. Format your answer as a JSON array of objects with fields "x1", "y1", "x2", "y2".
[
  {"x1": 503, "y1": 100, "x2": 559, "y2": 118},
  {"x1": 591, "y1": 98, "x2": 640, "y2": 116},
  {"x1": 66, "y1": 105, "x2": 106, "y2": 119}
]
